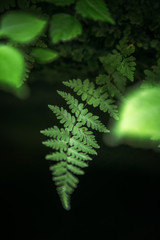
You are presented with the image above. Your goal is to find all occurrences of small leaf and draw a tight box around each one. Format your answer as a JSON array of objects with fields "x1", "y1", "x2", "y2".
[
  {"x1": 31, "y1": 48, "x2": 58, "y2": 64},
  {"x1": 0, "y1": 11, "x2": 47, "y2": 43},
  {"x1": 0, "y1": 45, "x2": 25, "y2": 92},
  {"x1": 50, "y1": 13, "x2": 82, "y2": 44},
  {"x1": 75, "y1": 0, "x2": 115, "y2": 24}
]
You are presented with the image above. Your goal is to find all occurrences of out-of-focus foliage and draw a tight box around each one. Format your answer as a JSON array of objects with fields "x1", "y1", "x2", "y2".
[
  {"x1": 0, "y1": 45, "x2": 26, "y2": 95},
  {"x1": 0, "y1": 11, "x2": 47, "y2": 43},
  {"x1": 1, "y1": 0, "x2": 160, "y2": 210},
  {"x1": 113, "y1": 87, "x2": 160, "y2": 141},
  {"x1": 75, "y1": 0, "x2": 115, "y2": 24},
  {"x1": 49, "y1": 14, "x2": 82, "y2": 43},
  {"x1": 31, "y1": 48, "x2": 58, "y2": 63}
]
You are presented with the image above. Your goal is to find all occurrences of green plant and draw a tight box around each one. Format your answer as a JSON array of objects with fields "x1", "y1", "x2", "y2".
[
  {"x1": 1, "y1": 0, "x2": 160, "y2": 210},
  {"x1": 41, "y1": 38, "x2": 137, "y2": 209},
  {"x1": 0, "y1": 0, "x2": 114, "y2": 96}
]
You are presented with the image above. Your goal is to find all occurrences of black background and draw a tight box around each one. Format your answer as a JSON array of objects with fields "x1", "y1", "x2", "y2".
[{"x1": 1, "y1": 81, "x2": 160, "y2": 240}]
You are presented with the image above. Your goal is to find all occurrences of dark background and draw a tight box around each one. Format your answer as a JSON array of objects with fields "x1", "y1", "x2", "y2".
[{"x1": 1, "y1": 80, "x2": 160, "y2": 240}]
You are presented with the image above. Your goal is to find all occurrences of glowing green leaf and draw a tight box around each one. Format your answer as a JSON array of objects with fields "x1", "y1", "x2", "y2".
[
  {"x1": 0, "y1": 45, "x2": 25, "y2": 92},
  {"x1": 114, "y1": 87, "x2": 160, "y2": 140},
  {"x1": 31, "y1": 48, "x2": 58, "y2": 64},
  {"x1": 75, "y1": 0, "x2": 115, "y2": 24},
  {"x1": 0, "y1": 11, "x2": 47, "y2": 43},
  {"x1": 50, "y1": 14, "x2": 82, "y2": 44}
]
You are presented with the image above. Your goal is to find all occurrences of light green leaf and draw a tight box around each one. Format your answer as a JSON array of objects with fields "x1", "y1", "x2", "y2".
[
  {"x1": 114, "y1": 87, "x2": 160, "y2": 140},
  {"x1": 0, "y1": 11, "x2": 47, "y2": 43},
  {"x1": 0, "y1": 45, "x2": 25, "y2": 92},
  {"x1": 50, "y1": 14, "x2": 82, "y2": 44},
  {"x1": 75, "y1": 0, "x2": 115, "y2": 24},
  {"x1": 47, "y1": 0, "x2": 75, "y2": 6},
  {"x1": 31, "y1": 48, "x2": 58, "y2": 63}
]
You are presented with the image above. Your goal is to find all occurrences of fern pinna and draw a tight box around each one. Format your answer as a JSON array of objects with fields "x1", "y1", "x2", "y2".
[{"x1": 41, "y1": 79, "x2": 111, "y2": 210}]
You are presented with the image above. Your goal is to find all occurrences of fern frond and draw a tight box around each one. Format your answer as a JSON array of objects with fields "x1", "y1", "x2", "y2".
[
  {"x1": 117, "y1": 56, "x2": 136, "y2": 81},
  {"x1": 99, "y1": 38, "x2": 136, "y2": 82},
  {"x1": 41, "y1": 78, "x2": 111, "y2": 210}
]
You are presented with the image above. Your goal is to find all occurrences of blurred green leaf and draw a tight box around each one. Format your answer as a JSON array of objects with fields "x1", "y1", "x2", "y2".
[
  {"x1": 0, "y1": 44, "x2": 25, "y2": 92},
  {"x1": 0, "y1": 11, "x2": 47, "y2": 43},
  {"x1": 75, "y1": 0, "x2": 115, "y2": 24},
  {"x1": 114, "y1": 87, "x2": 160, "y2": 140},
  {"x1": 50, "y1": 14, "x2": 82, "y2": 44},
  {"x1": 31, "y1": 48, "x2": 58, "y2": 63}
]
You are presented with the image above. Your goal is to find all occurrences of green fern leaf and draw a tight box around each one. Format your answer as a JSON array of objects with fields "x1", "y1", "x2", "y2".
[
  {"x1": 75, "y1": 0, "x2": 115, "y2": 24},
  {"x1": 67, "y1": 164, "x2": 84, "y2": 175},
  {"x1": 48, "y1": 105, "x2": 76, "y2": 131},
  {"x1": 99, "y1": 53, "x2": 122, "y2": 75},
  {"x1": 58, "y1": 90, "x2": 109, "y2": 132},
  {"x1": 100, "y1": 99, "x2": 119, "y2": 120},
  {"x1": 46, "y1": 152, "x2": 67, "y2": 161},
  {"x1": 117, "y1": 56, "x2": 136, "y2": 82},
  {"x1": 63, "y1": 78, "x2": 118, "y2": 119},
  {"x1": 42, "y1": 139, "x2": 68, "y2": 151},
  {"x1": 67, "y1": 156, "x2": 88, "y2": 168},
  {"x1": 96, "y1": 74, "x2": 122, "y2": 98},
  {"x1": 68, "y1": 147, "x2": 92, "y2": 161},
  {"x1": 41, "y1": 126, "x2": 69, "y2": 140},
  {"x1": 41, "y1": 78, "x2": 113, "y2": 210},
  {"x1": 70, "y1": 137, "x2": 97, "y2": 155},
  {"x1": 72, "y1": 126, "x2": 100, "y2": 149}
]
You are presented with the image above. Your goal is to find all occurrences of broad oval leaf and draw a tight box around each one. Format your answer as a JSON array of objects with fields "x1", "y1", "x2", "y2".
[
  {"x1": 48, "y1": 0, "x2": 75, "y2": 6},
  {"x1": 75, "y1": 0, "x2": 115, "y2": 24},
  {"x1": 114, "y1": 87, "x2": 160, "y2": 141},
  {"x1": 50, "y1": 14, "x2": 82, "y2": 44},
  {"x1": 31, "y1": 48, "x2": 58, "y2": 63},
  {"x1": 0, "y1": 45, "x2": 25, "y2": 91},
  {"x1": 0, "y1": 11, "x2": 47, "y2": 43}
]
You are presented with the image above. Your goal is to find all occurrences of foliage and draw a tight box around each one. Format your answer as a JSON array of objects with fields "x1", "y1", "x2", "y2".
[
  {"x1": 1, "y1": 0, "x2": 160, "y2": 209},
  {"x1": 41, "y1": 79, "x2": 110, "y2": 210},
  {"x1": 41, "y1": 37, "x2": 137, "y2": 209},
  {"x1": 49, "y1": 14, "x2": 82, "y2": 44},
  {"x1": 0, "y1": 45, "x2": 27, "y2": 97},
  {"x1": 0, "y1": 11, "x2": 47, "y2": 43}
]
